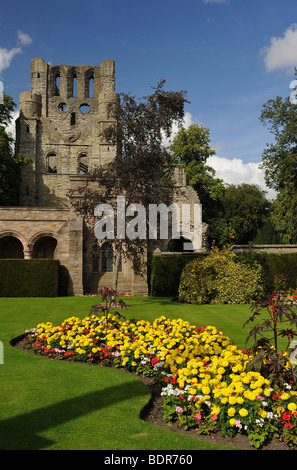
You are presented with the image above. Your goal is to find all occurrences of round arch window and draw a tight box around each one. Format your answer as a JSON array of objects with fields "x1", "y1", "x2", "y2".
[
  {"x1": 0, "y1": 236, "x2": 24, "y2": 259},
  {"x1": 80, "y1": 103, "x2": 90, "y2": 114},
  {"x1": 32, "y1": 236, "x2": 57, "y2": 259}
]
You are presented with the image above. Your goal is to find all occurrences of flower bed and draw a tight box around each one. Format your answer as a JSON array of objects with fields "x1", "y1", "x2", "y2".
[{"x1": 24, "y1": 313, "x2": 297, "y2": 449}]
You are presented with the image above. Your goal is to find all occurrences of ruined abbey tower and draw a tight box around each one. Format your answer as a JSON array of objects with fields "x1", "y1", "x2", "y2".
[
  {"x1": 16, "y1": 58, "x2": 118, "y2": 207},
  {"x1": 0, "y1": 58, "x2": 207, "y2": 296}
]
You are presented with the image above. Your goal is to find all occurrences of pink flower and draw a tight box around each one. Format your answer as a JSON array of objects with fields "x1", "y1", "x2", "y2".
[
  {"x1": 210, "y1": 414, "x2": 217, "y2": 421},
  {"x1": 175, "y1": 406, "x2": 184, "y2": 413},
  {"x1": 194, "y1": 412, "x2": 202, "y2": 420},
  {"x1": 235, "y1": 420, "x2": 242, "y2": 429},
  {"x1": 256, "y1": 395, "x2": 264, "y2": 401}
]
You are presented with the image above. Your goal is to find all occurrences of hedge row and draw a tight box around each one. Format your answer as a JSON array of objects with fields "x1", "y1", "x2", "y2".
[
  {"x1": 242, "y1": 252, "x2": 297, "y2": 294},
  {"x1": 0, "y1": 259, "x2": 60, "y2": 297},
  {"x1": 150, "y1": 251, "x2": 297, "y2": 297},
  {"x1": 150, "y1": 254, "x2": 207, "y2": 297}
]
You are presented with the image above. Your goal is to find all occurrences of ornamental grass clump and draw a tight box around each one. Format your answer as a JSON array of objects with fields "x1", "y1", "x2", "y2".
[{"x1": 23, "y1": 296, "x2": 297, "y2": 449}]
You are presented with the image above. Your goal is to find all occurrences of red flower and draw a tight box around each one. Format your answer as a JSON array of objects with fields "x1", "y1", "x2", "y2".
[
  {"x1": 284, "y1": 423, "x2": 293, "y2": 429},
  {"x1": 282, "y1": 411, "x2": 291, "y2": 421}
]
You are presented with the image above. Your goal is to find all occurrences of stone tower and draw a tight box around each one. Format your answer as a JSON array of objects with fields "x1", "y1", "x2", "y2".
[
  {"x1": 0, "y1": 57, "x2": 207, "y2": 297},
  {"x1": 16, "y1": 57, "x2": 118, "y2": 208}
]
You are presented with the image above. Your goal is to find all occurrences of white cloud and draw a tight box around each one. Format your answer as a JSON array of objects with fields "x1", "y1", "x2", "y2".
[
  {"x1": 17, "y1": 31, "x2": 33, "y2": 46},
  {"x1": 0, "y1": 47, "x2": 22, "y2": 74},
  {"x1": 261, "y1": 24, "x2": 297, "y2": 72},
  {"x1": 162, "y1": 111, "x2": 195, "y2": 148},
  {"x1": 0, "y1": 31, "x2": 32, "y2": 75},
  {"x1": 206, "y1": 155, "x2": 276, "y2": 199}
]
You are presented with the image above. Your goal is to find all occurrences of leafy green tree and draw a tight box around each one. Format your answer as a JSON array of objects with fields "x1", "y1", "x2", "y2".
[
  {"x1": 169, "y1": 124, "x2": 225, "y2": 222},
  {"x1": 209, "y1": 183, "x2": 272, "y2": 247},
  {"x1": 260, "y1": 88, "x2": 297, "y2": 242},
  {"x1": 0, "y1": 93, "x2": 30, "y2": 206},
  {"x1": 260, "y1": 95, "x2": 297, "y2": 192},
  {"x1": 170, "y1": 123, "x2": 215, "y2": 165}
]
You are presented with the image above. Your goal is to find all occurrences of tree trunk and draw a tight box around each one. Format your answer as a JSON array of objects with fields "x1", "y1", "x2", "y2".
[{"x1": 113, "y1": 243, "x2": 122, "y2": 292}]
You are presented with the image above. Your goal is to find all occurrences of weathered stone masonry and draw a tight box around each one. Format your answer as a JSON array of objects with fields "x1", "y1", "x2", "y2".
[{"x1": 0, "y1": 57, "x2": 208, "y2": 295}]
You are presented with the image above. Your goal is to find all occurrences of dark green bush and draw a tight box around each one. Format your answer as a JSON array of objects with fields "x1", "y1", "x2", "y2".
[
  {"x1": 0, "y1": 259, "x2": 60, "y2": 297},
  {"x1": 150, "y1": 254, "x2": 207, "y2": 297},
  {"x1": 236, "y1": 252, "x2": 297, "y2": 295}
]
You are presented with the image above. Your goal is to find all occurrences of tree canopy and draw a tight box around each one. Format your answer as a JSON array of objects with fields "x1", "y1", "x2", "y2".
[
  {"x1": 260, "y1": 83, "x2": 297, "y2": 243},
  {"x1": 0, "y1": 93, "x2": 30, "y2": 206},
  {"x1": 70, "y1": 80, "x2": 188, "y2": 289},
  {"x1": 169, "y1": 123, "x2": 225, "y2": 223},
  {"x1": 209, "y1": 183, "x2": 272, "y2": 247}
]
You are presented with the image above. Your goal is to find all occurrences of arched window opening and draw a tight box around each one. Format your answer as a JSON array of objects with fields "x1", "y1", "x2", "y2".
[
  {"x1": 55, "y1": 74, "x2": 60, "y2": 96},
  {"x1": 47, "y1": 153, "x2": 57, "y2": 173},
  {"x1": 78, "y1": 154, "x2": 88, "y2": 174},
  {"x1": 89, "y1": 76, "x2": 94, "y2": 98},
  {"x1": 167, "y1": 237, "x2": 194, "y2": 252},
  {"x1": 70, "y1": 112, "x2": 76, "y2": 126},
  {"x1": 72, "y1": 74, "x2": 77, "y2": 97},
  {"x1": 58, "y1": 102, "x2": 67, "y2": 112},
  {"x1": 101, "y1": 243, "x2": 113, "y2": 272},
  {"x1": 32, "y1": 236, "x2": 57, "y2": 259},
  {"x1": 0, "y1": 236, "x2": 24, "y2": 259},
  {"x1": 80, "y1": 103, "x2": 90, "y2": 114},
  {"x1": 85, "y1": 70, "x2": 94, "y2": 98}
]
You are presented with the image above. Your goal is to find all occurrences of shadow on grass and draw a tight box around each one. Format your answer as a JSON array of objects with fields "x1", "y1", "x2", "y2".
[{"x1": 0, "y1": 380, "x2": 149, "y2": 450}]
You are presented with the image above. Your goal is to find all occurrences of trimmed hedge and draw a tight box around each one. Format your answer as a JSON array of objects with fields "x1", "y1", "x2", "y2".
[
  {"x1": 0, "y1": 259, "x2": 60, "y2": 297},
  {"x1": 150, "y1": 251, "x2": 297, "y2": 299},
  {"x1": 150, "y1": 253, "x2": 207, "y2": 297},
  {"x1": 237, "y1": 252, "x2": 297, "y2": 295}
]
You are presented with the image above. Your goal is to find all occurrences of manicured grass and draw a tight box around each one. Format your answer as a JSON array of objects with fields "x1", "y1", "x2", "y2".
[{"x1": 0, "y1": 296, "x2": 255, "y2": 450}]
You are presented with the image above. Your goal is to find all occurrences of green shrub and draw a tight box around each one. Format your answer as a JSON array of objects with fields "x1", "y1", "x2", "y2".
[
  {"x1": 178, "y1": 248, "x2": 264, "y2": 304},
  {"x1": 0, "y1": 259, "x2": 60, "y2": 297},
  {"x1": 150, "y1": 254, "x2": 207, "y2": 297},
  {"x1": 236, "y1": 252, "x2": 297, "y2": 295}
]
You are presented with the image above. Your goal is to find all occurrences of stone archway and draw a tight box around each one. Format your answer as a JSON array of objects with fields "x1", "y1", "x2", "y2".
[
  {"x1": 0, "y1": 235, "x2": 25, "y2": 259},
  {"x1": 31, "y1": 235, "x2": 57, "y2": 259},
  {"x1": 167, "y1": 236, "x2": 194, "y2": 253}
]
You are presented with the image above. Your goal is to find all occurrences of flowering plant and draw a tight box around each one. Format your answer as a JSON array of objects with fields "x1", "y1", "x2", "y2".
[
  {"x1": 24, "y1": 306, "x2": 297, "y2": 448},
  {"x1": 244, "y1": 291, "x2": 297, "y2": 387}
]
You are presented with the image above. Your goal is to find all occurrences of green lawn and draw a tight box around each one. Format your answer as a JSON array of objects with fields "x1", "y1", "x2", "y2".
[{"x1": 0, "y1": 296, "x2": 255, "y2": 450}]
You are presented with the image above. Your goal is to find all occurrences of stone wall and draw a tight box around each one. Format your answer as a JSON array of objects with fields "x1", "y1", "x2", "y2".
[
  {"x1": 1, "y1": 57, "x2": 208, "y2": 297},
  {"x1": 0, "y1": 207, "x2": 83, "y2": 295},
  {"x1": 230, "y1": 245, "x2": 297, "y2": 254}
]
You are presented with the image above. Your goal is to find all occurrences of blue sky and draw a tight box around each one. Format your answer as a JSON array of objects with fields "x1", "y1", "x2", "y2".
[{"x1": 1, "y1": 0, "x2": 297, "y2": 198}]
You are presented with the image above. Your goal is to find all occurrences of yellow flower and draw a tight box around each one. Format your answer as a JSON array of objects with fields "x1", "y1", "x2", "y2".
[
  {"x1": 202, "y1": 386, "x2": 210, "y2": 395},
  {"x1": 281, "y1": 393, "x2": 290, "y2": 400},
  {"x1": 239, "y1": 408, "x2": 248, "y2": 417},
  {"x1": 229, "y1": 418, "x2": 236, "y2": 426},
  {"x1": 288, "y1": 402, "x2": 297, "y2": 412},
  {"x1": 258, "y1": 409, "x2": 267, "y2": 419},
  {"x1": 228, "y1": 407, "x2": 236, "y2": 417},
  {"x1": 228, "y1": 396, "x2": 237, "y2": 405},
  {"x1": 212, "y1": 405, "x2": 220, "y2": 416}
]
